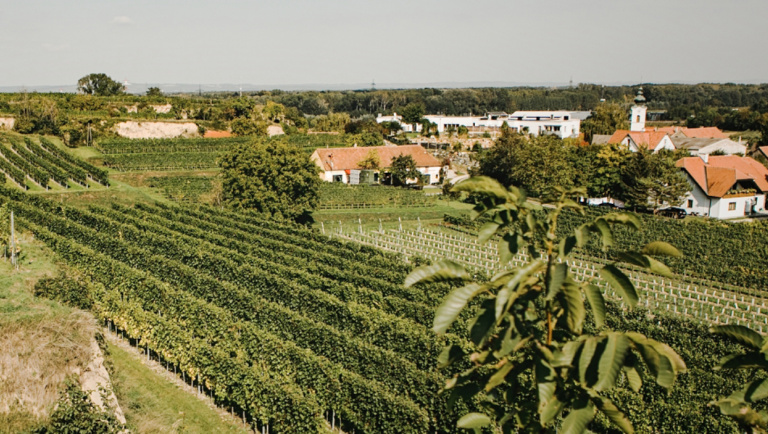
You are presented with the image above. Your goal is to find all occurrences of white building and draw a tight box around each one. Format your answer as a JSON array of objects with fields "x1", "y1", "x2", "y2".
[
  {"x1": 671, "y1": 137, "x2": 747, "y2": 156},
  {"x1": 676, "y1": 155, "x2": 768, "y2": 219},
  {"x1": 310, "y1": 145, "x2": 442, "y2": 184},
  {"x1": 630, "y1": 88, "x2": 647, "y2": 132},
  {"x1": 377, "y1": 111, "x2": 581, "y2": 139}
]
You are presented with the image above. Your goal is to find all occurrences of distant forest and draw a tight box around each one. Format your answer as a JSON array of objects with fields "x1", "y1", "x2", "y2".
[{"x1": 250, "y1": 83, "x2": 768, "y2": 120}]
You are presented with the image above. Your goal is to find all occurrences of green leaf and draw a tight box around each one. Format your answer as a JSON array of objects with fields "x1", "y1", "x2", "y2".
[
  {"x1": 405, "y1": 259, "x2": 470, "y2": 288},
  {"x1": 600, "y1": 265, "x2": 638, "y2": 307},
  {"x1": 744, "y1": 378, "x2": 768, "y2": 403},
  {"x1": 575, "y1": 223, "x2": 591, "y2": 247},
  {"x1": 578, "y1": 337, "x2": 599, "y2": 385},
  {"x1": 456, "y1": 412, "x2": 492, "y2": 430},
  {"x1": 499, "y1": 233, "x2": 520, "y2": 264},
  {"x1": 478, "y1": 222, "x2": 500, "y2": 244},
  {"x1": 593, "y1": 218, "x2": 614, "y2": 249},
  {"x1": 553, "y1": 339, "x2": 584, "y2": 367},
  {"x1": 583, "y1": 284, "x2": 606, "y2": 327},
  {"x1": 485, "y1": 361, "x2": 514, "y2": 392},
  {"x1": 536, "y1": 357, "x2": 557, "y2": 413},
  {"x1": 452, "y1": 176, "x2": 511, "y2": 200},
  {"x1": 594, "y1": 333, "x2": 631, "y2": 392},
  {"x1": 561, "y1": 401, "x2": 595, "y2": 434},
  {"x1": 469, "y1": 298, "x2": 496, "y2": 346},
  {"x1": 437, "y1": 344, "x2": 465, "y2": 369},
  {"x1": 546, "y1": 263, "x2": 568, "y2": 300},
  {"x1": 626, "y1": 332, "x2": 678, "y2": 388},
  {"x1": 641, "y1": 241, "x2": 682, "y2": 257},
  {"x1": 616, "y1": 251, "x2": 650, "y2": 268},
  {"x1": 559, "y1": 235, "x2": 577, "y2": 257},
  {"x1": 433, "y1": 283, "x2": 484, "y2": 334},
  {"x1": 497, "y1": 259, "x2": 543, "y2": 321},
  {"x1": 644, "y1": 256, "x2": 674, "y2": 278},
  {"x1": 718, "y1": 352, "x2": 768, "y2": 370},
  {"x1": 593, "y1": 396, "x2": 634, "y2": 433},
  {"x1": 624, "y1": 366, "x2": 642, "y2": 392},
  {"x1": 600, "y1": 212, "x2": 641, "y2": 230},
  {"x1": 541, "y1": 395, "x2": 566, "y2": 425},
  {"x1": 561, "y1": 281, "x2": 585, "y2": 334},
  {"x1": 710, "y1": 325, "x2": 764, "y2": 350}
]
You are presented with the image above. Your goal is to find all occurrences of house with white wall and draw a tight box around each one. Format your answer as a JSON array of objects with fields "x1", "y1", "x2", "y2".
[
  {"x1": 310, "y1": 145, "x2": 442, "y2": 185},
  {"x1": 676, "y1": 155, "x2": 768, "y2": 219},
  {"x1": 671, "y1": 137, "x2": 746, "y2": 156},
  {"x1": 377, "y1": 111, "x2": 582, "y2": 139},
  {"x1": 607, "y1": 130, "x2": 676, "y2": 153}
]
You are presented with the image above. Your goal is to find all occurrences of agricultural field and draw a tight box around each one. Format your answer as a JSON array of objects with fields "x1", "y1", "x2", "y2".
[
  {"x1": 2, "y1": 128, "x2": 768, "y2": 432},
  {"x1": 317, "y1": 183, "x2": 438, "y2": 210}
]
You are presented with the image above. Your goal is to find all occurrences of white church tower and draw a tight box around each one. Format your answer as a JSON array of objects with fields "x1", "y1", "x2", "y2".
[{"x1": 630, "y1": 87, "x2": 647, "y2": 132}]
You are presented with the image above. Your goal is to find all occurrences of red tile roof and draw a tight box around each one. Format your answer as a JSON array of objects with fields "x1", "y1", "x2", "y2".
[
  {"x1": 676, "y1": 155, "x2": 768, "y2": 197},
  {"x1": 312, "y1": 145, "x2": 442, "y2": 172},
  {"x1": 648, "y1": 126, "x2": 728, "y2": 139},
  {"x1": 607, "y1": 130, "x2": 669, "y2": 150}
]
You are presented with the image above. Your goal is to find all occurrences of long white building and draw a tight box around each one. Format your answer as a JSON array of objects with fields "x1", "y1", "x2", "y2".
[{"x1": 376, "y1": 111, "x2": 581, "y2": 139}]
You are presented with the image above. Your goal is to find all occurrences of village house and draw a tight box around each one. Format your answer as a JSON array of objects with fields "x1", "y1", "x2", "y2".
[
  {"x1": 310, "y1": 145, "x2": 442, "y2": 185},
  {"x1": 676, "y1": 155, "x2": 768, "y2": 219}
]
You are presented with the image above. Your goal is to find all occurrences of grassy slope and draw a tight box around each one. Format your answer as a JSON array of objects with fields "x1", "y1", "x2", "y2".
[
  {"x1": 0, "y1": 229, "x2": 253, "y2": 433},
  {"x1": 108, "y1": 342, "x2": 248, "y2": 434},
  {"x1": 0, "y1": 234, "x2": 93, "y2": 433}
]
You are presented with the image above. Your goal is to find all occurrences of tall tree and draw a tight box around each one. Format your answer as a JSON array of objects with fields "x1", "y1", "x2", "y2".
[
  {"x1": 389, "y1": 154, "x2": 420, "y2": 186},
  {"x1": 220, "y1": 140, "x2": 320, "y2": 223},
  {"x1": 76, "y1": 73, "x2": 124, "y2": 96},
  {"x1": 620, "y1": 149, "x2": 689, "y2": 210},
  {"x1": 581, "y1": 103, "x2": 629, "y2": 143}
]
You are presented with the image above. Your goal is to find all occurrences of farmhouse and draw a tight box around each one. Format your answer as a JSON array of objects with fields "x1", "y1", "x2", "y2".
[
  {"x1": 310, "y1": 145, "x2": 442, "y2": 185},
  {"x1": 676, "y1": 155, "x2": 768, "y2": 219}
]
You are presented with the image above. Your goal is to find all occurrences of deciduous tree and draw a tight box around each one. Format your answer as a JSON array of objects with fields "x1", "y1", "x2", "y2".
[
  {"x1": 220, "y1": 140, "x2": 320, "y2": 223},
  {"x1": 76, "y1": 73, "x2": 124, "y2": 96}
]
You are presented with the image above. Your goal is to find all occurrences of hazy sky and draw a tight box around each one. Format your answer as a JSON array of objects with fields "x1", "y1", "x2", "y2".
[{"x1": 1, "y1": 0, "x2": 767, "y2": 89}]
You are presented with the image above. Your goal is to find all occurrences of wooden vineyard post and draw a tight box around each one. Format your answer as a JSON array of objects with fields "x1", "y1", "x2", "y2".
[{"x1": 10, "y1": 211, "x2": 16, "y2": 270}]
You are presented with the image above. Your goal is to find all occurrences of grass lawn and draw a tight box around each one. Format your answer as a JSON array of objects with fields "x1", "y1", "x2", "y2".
[{"x1": 108, "y1": 342, "x2": 249, "y2": 434}]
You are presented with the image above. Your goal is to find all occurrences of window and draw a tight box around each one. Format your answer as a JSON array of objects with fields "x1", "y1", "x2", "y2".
[
  {"x1": 728, "y1": 202, "x2": 736, "y2": 211},
  {"x1": 333, "y1": 174, "x2": 343, "y2": 183},
  {"x1": 687, "y1": 199, "x2": 693, "y2": 208},
  {"x1": 636, "y1": 115, "x2": 640, "y2": 122}
]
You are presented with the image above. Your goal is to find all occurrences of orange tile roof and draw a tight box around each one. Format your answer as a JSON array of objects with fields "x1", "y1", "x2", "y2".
[
  {"x1": 312, "y1": 145, "x2": 442, "y2": 172},
  {"x1": 607, "y1": 130, "x2": 669, "y2": 150},
  {"x1": 648, "y1": 126, "x2": 728, "y2": 139},
  {"x1": 676, "y1": 155, "x2": 768, "y2": 197},
  {"x1": 681, "y1": 127, "x2": 729, "y2": 139}
]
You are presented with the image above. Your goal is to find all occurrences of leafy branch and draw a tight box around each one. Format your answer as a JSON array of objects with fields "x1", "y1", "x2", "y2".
[{"x1": 406, "y1": 176, "x2": 686, "y2": 433}]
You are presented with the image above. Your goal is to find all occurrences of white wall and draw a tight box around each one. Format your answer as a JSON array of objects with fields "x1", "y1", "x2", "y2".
[
  {"x1": 711, "y1": 195, "x2": 765, "y2": 219},
  {"x1": 681, "y1": 181, "x2": 712, "y2": 216}
]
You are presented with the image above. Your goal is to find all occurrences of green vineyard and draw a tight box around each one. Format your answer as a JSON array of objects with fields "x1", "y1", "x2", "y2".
[
  {"x1": 318, "y1": 183, "x2": 438, "y2": 210},
  {"x1": 1, "y1": 186, "x2": 465, "y2": 433},
  {"x1": 0, "y1": 136, "x2": 109, "y2": 189}
]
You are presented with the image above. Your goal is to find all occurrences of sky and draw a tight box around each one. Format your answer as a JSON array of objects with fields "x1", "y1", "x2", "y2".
[{"x1": 1, "y1": 0, "x2": 767, "y2": 90}]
